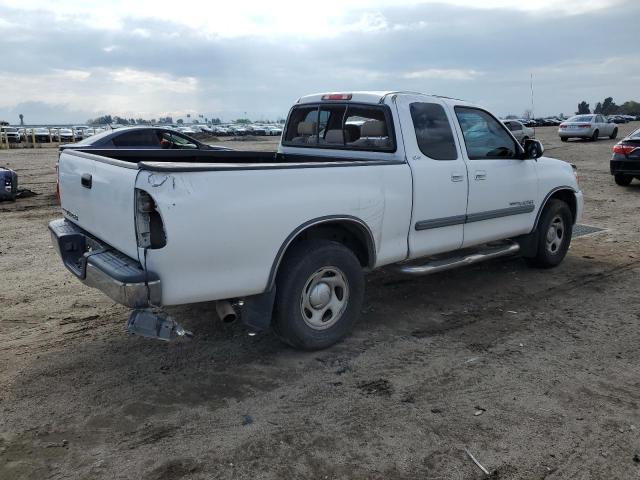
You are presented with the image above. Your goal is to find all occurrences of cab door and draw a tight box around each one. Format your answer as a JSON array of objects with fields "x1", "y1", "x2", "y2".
[
  {"x1": 394, "y1": 95, "x2": 469, "y2": 259},
  {"x1": 448, "y1": 105, "x2": 538, "y2": 248}
]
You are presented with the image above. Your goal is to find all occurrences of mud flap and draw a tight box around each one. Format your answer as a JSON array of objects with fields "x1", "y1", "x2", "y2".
[
  {"x1": 514, "y1": 231, "x2": 540, "y2": 258},
  {"x1": 241, "y1": 288, "x2": 276, "y2": 332}
]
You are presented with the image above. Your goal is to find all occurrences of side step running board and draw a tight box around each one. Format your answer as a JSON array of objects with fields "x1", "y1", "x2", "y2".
[{"x1": 393, "y1": 241, "x2": 520, "y2": 276}]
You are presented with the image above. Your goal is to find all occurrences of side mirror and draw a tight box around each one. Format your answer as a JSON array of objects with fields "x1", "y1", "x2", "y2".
[{"x1": 522, "y1": 138, "x2": 544, "y2": 159}]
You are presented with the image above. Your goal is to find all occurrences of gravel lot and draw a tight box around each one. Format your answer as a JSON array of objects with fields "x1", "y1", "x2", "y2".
[{"x1": 1, "y1": 127, "x2": 639, "y2": 479}]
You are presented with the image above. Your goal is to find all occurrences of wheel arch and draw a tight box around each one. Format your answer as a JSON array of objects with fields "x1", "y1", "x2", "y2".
[
  {"x1": 266, "y1": 216, "x2": 376, "y2": 291},
  {"x1": 532, "y1": 187, "x2": 578, "y2": 232}
]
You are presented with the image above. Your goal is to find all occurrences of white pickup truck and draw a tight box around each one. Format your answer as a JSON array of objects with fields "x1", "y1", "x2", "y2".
[{"x1": 50, "y1": 91, "x2": 582, "y2": 349}]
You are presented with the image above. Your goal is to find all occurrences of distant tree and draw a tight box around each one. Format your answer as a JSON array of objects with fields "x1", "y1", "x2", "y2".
[
  {"x1": 522, "y1": 109, "x2": 533, "y2": 120},
  {"x1": 87, "y1": 115, "x2": 113, "y2": 126},
  {"x1": 177, "y1": 119, "x2": 184, "y2": 125},
  {"x1": 19, "y1": 114, "x2": 24, "y2": 126},
  {"x1": 619, "y1": 101, "x2": 640, "y2": 116},
  {"x1": 505, "y1": 114, "x2": 518, "y2": 119},
  {"x1": 210, "y1": 118, "x2": 221, "y2": 125},
  {"x1": 601, "y1": 97, "x2": 618, "y2": 116},
  {"x1": 235, "y1": 118, "x2": 251, "y2": 124},
  {"x1": 577, "y1": 101, "x2": 590, "y2": 114},
  {"x1": 0, "y1": 120, "x2": 8, "y2": 126},
  {"x1": 158, "y1": 117, "x2": 173, "y2": 124},
  {"x1": 594, "y1": 102, "x2": 603, "y2": 114}
]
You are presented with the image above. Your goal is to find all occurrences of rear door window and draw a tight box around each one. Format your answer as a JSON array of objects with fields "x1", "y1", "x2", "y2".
[{"x1": 409, "y1": 102, "x2": 457, "y2": 160}]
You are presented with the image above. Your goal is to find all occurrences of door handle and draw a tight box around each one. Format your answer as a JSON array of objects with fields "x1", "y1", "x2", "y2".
[
  {"x1": 81, "y1": 173, "x2": 92, "y2": 189},
  {"x1": 450, "y1": 173, "x2": 464, "y2": 182},
  {"x1": 474, "y1": 170, "x2": 487, "y2": 181}
]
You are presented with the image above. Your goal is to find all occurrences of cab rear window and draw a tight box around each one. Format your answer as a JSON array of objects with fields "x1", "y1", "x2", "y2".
[{"x1": 283, "y1": 103, "x2": 395, "y2": 152}]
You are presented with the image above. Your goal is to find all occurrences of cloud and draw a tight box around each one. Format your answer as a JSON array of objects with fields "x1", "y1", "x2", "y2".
[
  {"x1": 0, "y1": 0, "x2": 638, "y2": 123},
  {"x1": 403, "y1": 69, "x2": 482, "y2": 81}
]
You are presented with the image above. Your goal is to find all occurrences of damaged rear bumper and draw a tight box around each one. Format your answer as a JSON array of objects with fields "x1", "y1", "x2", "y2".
[{"x1": 49, "y1": 218, "x2": 161, "y2": 308}]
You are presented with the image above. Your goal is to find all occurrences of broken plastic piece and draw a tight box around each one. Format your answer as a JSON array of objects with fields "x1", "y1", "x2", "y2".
[{"x1": 127, "y1": 309, "x2": 193, "y2": 341}]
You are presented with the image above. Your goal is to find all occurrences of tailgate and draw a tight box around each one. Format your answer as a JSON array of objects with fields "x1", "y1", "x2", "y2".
[{"x1": 58, "y1": 150, "x2": 140, "y2": 260}]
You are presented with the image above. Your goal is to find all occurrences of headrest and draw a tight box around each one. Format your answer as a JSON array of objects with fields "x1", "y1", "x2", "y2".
[
  {"x1": 360, "y1": 120, "x2": 387, "y2": 137},
  {"x1": 324, "y1": 129, "x2": 344, "y2": 144},
  {"x1": 297, "y1": 121, "x2": 316, "y2": 135}
]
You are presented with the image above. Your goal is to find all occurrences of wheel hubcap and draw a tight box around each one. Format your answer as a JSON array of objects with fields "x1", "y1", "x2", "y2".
[
  {"x1": 300, "y1": 267, "x2": 349, "y2": 330},
  {"x1": 545, "y1": 215, "x2": 565, "y2": 254}
]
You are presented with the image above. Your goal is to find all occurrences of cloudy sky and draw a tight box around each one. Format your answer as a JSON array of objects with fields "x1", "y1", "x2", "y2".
[{"x1": 0, "y1": 0, "x2": 638, "y2": 124}]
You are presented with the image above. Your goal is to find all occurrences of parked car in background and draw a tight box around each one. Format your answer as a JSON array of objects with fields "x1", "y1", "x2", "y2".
[
  {"x1": 558, "y1": 114, "x2": 617, "y2": 142},
  {"x1": 212, "y1": 126, "x2": 230, "y2": 135},
  {"x1": 610, "y1": 127, "x2": 640, "y2": 186},
  {"x1": 502, "y1": 120, "x2": 534, "y2": 144},
  {"x1": 176, "y1": 126, "x2": 197, "y2": 135},
  {"x1": 266, "y1": 126, "x2": 283, "y2": 136},
  {"x1": 52, "y1": 128, "x2": 75, "y2": 143},
  {"x1": 72, "y1": 126, "x2": 91, "y2": 140},
  {"x1": 59, "y1": 126, "x2": 232, "y2": 152},
  {"x1": 32, "y1": 128, "x2": 52, "y2": 142},
  {"x1": 607, "y1": 115, "x2": 627, "y2": 124},
  {"x1": 0, "y1": 126, "x2": 21, "y2": 143}
]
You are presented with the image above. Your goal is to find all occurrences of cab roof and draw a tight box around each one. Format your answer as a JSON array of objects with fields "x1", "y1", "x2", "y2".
[{"x1": 296, "y1": 91, "x2": 469, "y2": 105}]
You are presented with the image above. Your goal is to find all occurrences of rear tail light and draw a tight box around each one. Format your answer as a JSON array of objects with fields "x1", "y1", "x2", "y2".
[
  {"x1": 559, "y1": 124, "x2": 566, "y2": 128},
  {"x1": 578, "y1": 124, "x2": 591, "y2": 128},
  {"x1": 135, "y1": 189, "x2": 166, "y2": 249},
  {"x1": 613, "y1": 144, "x2": 637, "y2": 155},
  {"x1": 321, "y1": 93, "x2": 352, "y2": 101}
]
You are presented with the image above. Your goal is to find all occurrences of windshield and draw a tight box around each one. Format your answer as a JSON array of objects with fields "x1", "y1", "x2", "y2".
[
  {"x1": 629, "y1": 128, "x2": 640, "y2": 140},
  {"x1": 2, "y1": 127, "x2": 18, "y2": 132},
  {"x1": 568, "y1": 115, "x2": 594, "y2": 122}
]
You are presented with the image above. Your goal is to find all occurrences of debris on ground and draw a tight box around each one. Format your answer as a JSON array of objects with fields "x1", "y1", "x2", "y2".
[{"x1": 464, "y1": 447, "x2": 490, "y2": 475}]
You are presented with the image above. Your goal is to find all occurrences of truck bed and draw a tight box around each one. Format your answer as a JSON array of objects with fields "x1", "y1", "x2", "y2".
[{"x1": 71, "y1": 149, "x2": 402, "y2": 172}]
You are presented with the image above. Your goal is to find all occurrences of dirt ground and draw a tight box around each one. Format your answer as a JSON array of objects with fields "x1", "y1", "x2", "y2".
[{"x1": 1, "y1": 127, "x2": 640, "y2": 480}]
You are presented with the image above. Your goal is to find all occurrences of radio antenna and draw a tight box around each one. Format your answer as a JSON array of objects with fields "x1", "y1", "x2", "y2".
[{"x1": 530, "y1": 73, "x2": 535, "y2": 136}]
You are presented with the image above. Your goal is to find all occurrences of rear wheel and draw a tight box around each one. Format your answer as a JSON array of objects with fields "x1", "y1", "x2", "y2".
[
  {"x1": 610, "y1": 128, "x2": 618, "y2": 140},
  {"x1": 560, "y1": 137, "x2": 568, "y2": 142},
  {"x1": 525, "y1": 199, "x2": 573, "y2": 269},
  {"x1": 591, "y1": 130, "x2": 599, "y2": 141},
  {"x1": 273, "y1": 239, "x2": 365, "y2": 350},
  {"x1": 614, "y1": 173, "x2": 633, "y2": 186}
]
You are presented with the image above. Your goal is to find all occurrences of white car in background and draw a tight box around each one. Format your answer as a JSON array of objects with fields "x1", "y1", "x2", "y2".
[
  {"x1": 502, "y1": 120, "x2": 534, "y2": 144},
  {"x1": 558, "y1": 114, "x2": 617, "y2": 142}
]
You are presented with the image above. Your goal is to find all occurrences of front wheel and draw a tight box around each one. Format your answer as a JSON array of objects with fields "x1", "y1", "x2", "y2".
[
  {"x1": 560, "y1": 137, "x2": 568, "y2": 142},
  {"x1": 272, "y1": 239, "x2": 365, "y2": 350},
  {"x1": 614, "y1": 173, "x2": 633, "y2": 186},
  {"x1": 525, "y1": 199, "x2": 573, "y2": 269}
]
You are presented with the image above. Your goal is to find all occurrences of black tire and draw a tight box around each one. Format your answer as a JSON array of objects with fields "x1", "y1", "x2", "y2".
[
  {"x1": 272, "y1": 239, "x2": 365, "y2": 350},
  {"x1": 525, "y1": 199, "x2": 573, "y2": 269},
  {"x1": 614, "y1": 173, "x2": 633, "y2": 186},
  {"x1": 560, "y1": 137, "x2": 568, "y2": 142},
  {"x1": 610, "y1": 128, "x2": 618, "y2": 140},
  {"x1": 591, "y1": 130, "x2": 599, "y2": 141}
]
